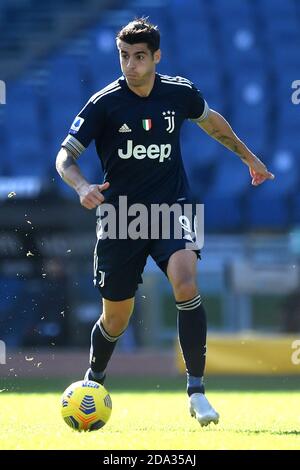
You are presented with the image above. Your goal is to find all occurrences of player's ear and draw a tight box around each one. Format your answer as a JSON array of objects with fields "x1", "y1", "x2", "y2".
[{"x1": 153, "y1": 49, "x2": 161, "y2": 64}]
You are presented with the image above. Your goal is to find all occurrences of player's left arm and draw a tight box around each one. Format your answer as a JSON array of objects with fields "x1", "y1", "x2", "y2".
[{"x1": 196, "y1": 109, "x2": 275, "y2": 186}]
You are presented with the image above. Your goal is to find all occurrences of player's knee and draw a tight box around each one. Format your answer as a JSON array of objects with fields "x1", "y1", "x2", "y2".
[
  {"x1": 101, "y1": 311, "x2": 131, "y2": 337},
  {"x1": 101, "y1": 297, "x2": 134, "y2": 336},
  {"x1": 173, "y1": 278, "x2": 198, "y2": 302}
]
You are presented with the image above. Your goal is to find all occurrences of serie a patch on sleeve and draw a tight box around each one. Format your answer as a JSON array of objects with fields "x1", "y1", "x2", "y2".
[{"x1": 69, "y1": 116, "x2": 85, "y2": 134}]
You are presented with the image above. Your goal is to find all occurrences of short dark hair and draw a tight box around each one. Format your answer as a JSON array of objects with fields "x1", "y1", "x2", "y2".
[{"x1": 116, "y1": 17, "x2": 160, "y2": 54}]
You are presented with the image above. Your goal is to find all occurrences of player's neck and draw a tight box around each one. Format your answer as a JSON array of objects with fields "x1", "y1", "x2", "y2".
[{"x1": 126, "y1": 72, "x2": 156, "y2": 98}]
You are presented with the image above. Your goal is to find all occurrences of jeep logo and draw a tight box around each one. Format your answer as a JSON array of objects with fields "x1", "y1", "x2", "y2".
[{"x1": 118, "y1": 140, "x2": 171, "y2": 162}]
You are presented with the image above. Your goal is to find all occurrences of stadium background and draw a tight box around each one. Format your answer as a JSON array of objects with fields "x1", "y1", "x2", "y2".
[{"x1": 0, "y1": 0, "x2": 300, "y2": 382}]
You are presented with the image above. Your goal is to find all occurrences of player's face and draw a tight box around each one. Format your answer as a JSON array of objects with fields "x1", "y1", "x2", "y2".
[{"x1": 117, "y1": 40, "x2": 160, "y2": 86}]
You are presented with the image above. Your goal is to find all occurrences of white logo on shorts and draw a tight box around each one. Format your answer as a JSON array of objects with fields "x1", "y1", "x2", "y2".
[{"x1": 98, "y1": 270, "x2": 105, "y2": 287}]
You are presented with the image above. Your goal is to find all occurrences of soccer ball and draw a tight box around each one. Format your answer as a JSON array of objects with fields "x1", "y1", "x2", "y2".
[{"x1": 61, "y1": 380, "x2": 112, "y2": 431}]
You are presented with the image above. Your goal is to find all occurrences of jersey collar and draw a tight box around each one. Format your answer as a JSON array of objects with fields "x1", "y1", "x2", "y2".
[{"x1": 120, "y1": 73, "x2": 160, "y2": 99}]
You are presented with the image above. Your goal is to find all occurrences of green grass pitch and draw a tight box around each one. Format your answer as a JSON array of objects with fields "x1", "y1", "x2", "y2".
[{"x1": 0, "y1": 376, "x2": 300, "y2": 450}]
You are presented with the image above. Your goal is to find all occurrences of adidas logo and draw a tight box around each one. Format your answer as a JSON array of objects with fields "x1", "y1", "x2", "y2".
[{"x1": 119, "y1": 123, "x2": 132, "y2": 133}]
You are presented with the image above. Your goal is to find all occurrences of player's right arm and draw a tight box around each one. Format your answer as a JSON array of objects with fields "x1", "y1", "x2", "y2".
[
  {"x1": 55, "y1": 148, "x2": 109, "y2": 210},
  {"x1": 55, "y1": 94, "x2": 109, "y2": 210}
]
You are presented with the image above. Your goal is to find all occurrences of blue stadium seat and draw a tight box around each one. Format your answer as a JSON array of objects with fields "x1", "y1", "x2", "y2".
[
  {"x1": 181, "y1": 121, "x2": 219, "y2": 170},
  {"x1": 292, "y1": 195, "x2": 300, "y2": 225},
  {"x1": 214, "y1": 12, "x2": 263, "y2": 72},
  {"x1": 43, "y1": 51, "x2": 85, "y2": 161},
  {"x1": 257, "y1": 0, "x2": 297, "y2": 17},
  {"x1": 86, "y1": 25, "x2": 122, "y2": 90},
  {"x1": 217, "y1": 17, "x2": 256, "y2": 37},
  {"x1": 233, "y1": 126, "x2": 266, "y2": 160},
  {"x1": 264, "y1": 16, "x2": 300, "y2": 37},
  {"x1": 169, "y1": 0, "x2": 206, "y2": 21},
  {"x1": 47, "y1": 104, "x2": 81, "y2": 161},
  {"x1": 222, "y1": 45, "x2": 264, "y2": 71},
  {"x1": 231, "y1": 98, "x2": 268, "y2": 127},
  {"x1": 46, "y1": 51, "x2": 84, "y2": 98},
  {"x1": 246, "y1": 193, "x2": 290, "y2": 230},
  {"x1": 184, "y1": 65, "x2": 223, "y2": 110},
  {"x1": 4, "y1": 81, "x2": 49, "y2": 177},
  {"x1": 206, "y1": 151, "x2": 250, "y2": 197},
  {"x1": 278, "y1": 102, "x2": 300, "y2": 134},
  {"x1": 270, "y1": 43, "x2": 300, "y2": 69},
  {"x1": 174, "y1": 30, "x2": 217, "y2": 70},
  {"x1": 274, "y1": 134, "x2": 300, "y2": 160},
  {"x1": 230, "y1": 71, "x2": 268, "y2": 99},
  {"x1": 0, "y1": 108, "x2": 9, "y2": 175},
  {"x1": 0, "y1": 277, "x2": 27, "y2": 347},
  {"x1": 250, "y1": 133, "x2": 297, "y2": 192},
  {"x1": 211, "y1": 0, "x2": 253, "y2": 16},
  {"x1": 245, "y1": 147, "x2": 298, "y2": 230},
  {"x1": 204, "y1": 196, "x2": 245, "y2": 231},
  {"x1": 229, "y1": 72, "x2": 269, "y2": 154},
  {"x1": 231, "y1": 110, "x2": 268, "y2": 157},
  {"x1": 269, "y1": 150, "x2": 298, "y2": 195}
]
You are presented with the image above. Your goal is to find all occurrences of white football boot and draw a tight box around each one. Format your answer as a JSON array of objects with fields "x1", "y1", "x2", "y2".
[{"x1": 189, "y1": 393, "x2": 219, "y2": 427}]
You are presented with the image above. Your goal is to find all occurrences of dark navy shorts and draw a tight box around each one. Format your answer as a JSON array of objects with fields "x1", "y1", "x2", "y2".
[{"x1": 93, "y1": 201, "x2": 201, "y2": 301}]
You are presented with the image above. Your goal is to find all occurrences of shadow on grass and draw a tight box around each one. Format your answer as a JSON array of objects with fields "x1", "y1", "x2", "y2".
[{"x1": 1, "y1": 375, "x2": 300, "y2": 394}]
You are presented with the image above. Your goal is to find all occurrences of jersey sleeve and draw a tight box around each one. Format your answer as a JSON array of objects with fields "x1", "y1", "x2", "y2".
[
  {"x1": 61, "y1": 98, "x2": 105, "y2": 158},
  {"x1": 187, "y1": 83, "x2": 209, "y2": 122}
]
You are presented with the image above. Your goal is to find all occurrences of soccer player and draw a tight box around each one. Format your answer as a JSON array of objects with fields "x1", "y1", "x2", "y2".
[{"x1": 56, "y1": 18, "x2": 274, "y2": 426}]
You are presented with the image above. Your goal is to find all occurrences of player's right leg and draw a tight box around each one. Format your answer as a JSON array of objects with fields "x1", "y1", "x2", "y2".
[
  {"x1": 85, "y1": 230, "x2": 148, "y2": 384},
  {"x1": 85, "y1": 297, "x2": 134, "y2": 384}
]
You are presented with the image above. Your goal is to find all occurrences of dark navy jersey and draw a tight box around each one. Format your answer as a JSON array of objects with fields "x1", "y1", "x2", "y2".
[{"x1": 62, "y1": 73, "x2": 209, "y2": 206}]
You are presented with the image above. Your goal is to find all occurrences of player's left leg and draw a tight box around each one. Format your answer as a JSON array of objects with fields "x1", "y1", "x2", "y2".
[{"x1": 166, "y1": 249, "x2": 219, "y2": 426}]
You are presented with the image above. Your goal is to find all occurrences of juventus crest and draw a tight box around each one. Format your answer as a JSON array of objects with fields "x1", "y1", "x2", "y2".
[{"x1": 163, "y1": 110, "x2": 175, "y2": 133}]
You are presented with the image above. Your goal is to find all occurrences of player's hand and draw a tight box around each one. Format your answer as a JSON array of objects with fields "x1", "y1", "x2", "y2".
[
  {"x1": 248, "y1": 159, "x2": 275, "y2": 186},
  {"x1": 77, "y1": 181, "x2": 110, "y2": 209}
]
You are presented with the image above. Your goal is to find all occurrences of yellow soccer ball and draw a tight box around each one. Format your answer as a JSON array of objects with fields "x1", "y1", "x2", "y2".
[{"x1": 61, "y1": 380, "x2": 112, "y2": 431}]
